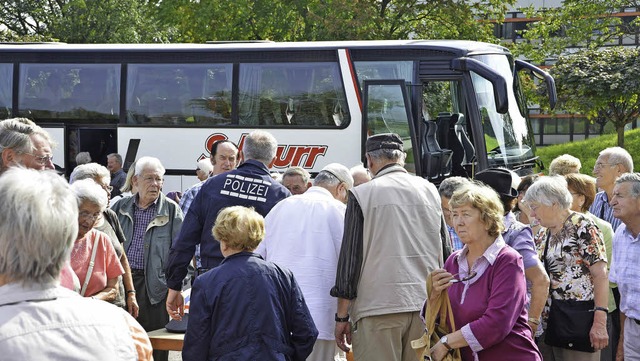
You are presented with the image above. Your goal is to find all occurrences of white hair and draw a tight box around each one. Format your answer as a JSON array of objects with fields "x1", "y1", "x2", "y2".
[
  {"x1": 522, "y1": 175, "x2": 572, "y2": 210},
  {"x1": 315, "y1": 163, "x2": 354, "y2": 190},
  {"x1": 70, "y1": 178, "x2": 108, "y2": 211},
  {"x1": 0, "y1": 168, "x2": 78, "y2": 285},
  {"x1": 197, "y1": 158, "x2": 214, "y2": 175},
  {"x1": 69, "y1": 162, "x2": 111, "y2": 184},
  {"x1": 600, "y1": 147, "x2": 634, "y2": 173},
  {"x1": 135, "y1": 156, "x2": 165, "y2": 176}
]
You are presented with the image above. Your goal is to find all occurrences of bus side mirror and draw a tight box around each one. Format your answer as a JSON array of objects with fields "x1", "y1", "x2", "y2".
[
  {"x1": 451, "y1": 57, "x2": 509, "y2": 114},
  {"x1": 515, "y1": 60, "x2": 557, "y2": 110}
]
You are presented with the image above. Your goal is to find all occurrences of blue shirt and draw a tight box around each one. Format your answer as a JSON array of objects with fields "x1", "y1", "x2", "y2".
[
  {"x1": 448, "y1": 225, "x2": 464, "y2": 251},
  {"x1": 165, "y1": 160, "x2": 290, "y2": 291},
  {"x1": 589, "y1": 191, "x2": 622, "y2": 232},
  {"x1": 127, "y1": 196, "x2": 157, "y2": 269}
]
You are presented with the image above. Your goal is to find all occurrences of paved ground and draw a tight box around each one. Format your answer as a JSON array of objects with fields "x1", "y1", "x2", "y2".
[{"x1": 168, "y1": 350, "x2": 349, "y2": 360}]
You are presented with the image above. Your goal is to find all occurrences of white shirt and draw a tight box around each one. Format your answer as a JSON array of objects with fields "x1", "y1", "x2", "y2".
[
  {"x1": 0, "y1": 282, "x2": 151, "y2": 360},
  {"x1": 257, "y1": 186, "x2": 346, "y2": 340}
]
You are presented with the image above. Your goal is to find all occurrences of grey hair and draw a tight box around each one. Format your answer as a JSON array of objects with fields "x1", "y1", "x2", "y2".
[
  {"x1": 107, "y1": 153, "x2": 123, "y2": 165},
  {"x1": 522, "y1": 175, "x2": 572, "y2": 210},
  {"x1": 0, "y1": 168, "x2": 79, "y2": 285},
  {"x1": 242, "y1": 130, "x2": 278, "y2": 164},
  {"x1": 75, "y1": 151, "x2": 92, "y2": 165},
  {"x1": 69, "y1": 162, "x2": 111, "y2": 185},
  {"x1": 135, "y1": 156, "x2": 165, "y2": 176},
  {"x1": 315, "y1": 163, "x2": 354, "y2": 190},
  {"x1": 0, "y1": 118, "x2": 37, "y2": 169},
  {"x1": 283, "y1": 166, "x2": 311, "y2": 184},
  {"x1": 438, "y1": 176, "x2": 471, "y2": 198},
  {"x1": 549, "y1": 154, "x2": 581, "y2": 176},
  {"x1": 615, "y1": 172, "x2": 640, "y2": 197},
  {"x1": 70, "y1": 178, "x2": 108, "y2": 211},
  {"x1": 600, "y1": 147, "x2": 633, "y2": 172},
  {"x1": 367, "y1": 148, "x2": 405, "y2": 166}
]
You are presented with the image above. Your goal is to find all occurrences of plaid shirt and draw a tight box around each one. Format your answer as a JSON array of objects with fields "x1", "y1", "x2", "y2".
[
  {"x1": 610, "y1": 224, "x2": 640, "y2": 320},
  {"x1": 127, "y1": 196, "x2": 158, "y2": 270},
  {"x1": 448, "y1": 224, "x2": 464, "y2": 251}
]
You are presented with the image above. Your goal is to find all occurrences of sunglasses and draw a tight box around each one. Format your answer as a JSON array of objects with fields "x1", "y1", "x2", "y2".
[{"x1": 449, "y1": 270, "x2": 478, "y2": 283}]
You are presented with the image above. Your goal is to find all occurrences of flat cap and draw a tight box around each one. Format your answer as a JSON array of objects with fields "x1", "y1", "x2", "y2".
[{"x1": 365, "y1": 133, "x2": 404, "y2": 153}]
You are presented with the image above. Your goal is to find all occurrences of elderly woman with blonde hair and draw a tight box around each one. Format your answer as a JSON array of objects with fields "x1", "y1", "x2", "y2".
[
  {"x1": 0, "y1": 168, "x2": 152, "y2": 360},
  {"x1": 428, "y1": 182, "x2": 541, "y2": 361},
  {"x1": 523, "y1": 176, "x2": 609, "y2": 360},
  {"x1": 183, "y1": 206, "x2": 318, "y2": 361}
]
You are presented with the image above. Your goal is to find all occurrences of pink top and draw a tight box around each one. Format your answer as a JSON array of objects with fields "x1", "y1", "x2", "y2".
[
  {"x1": 59, "y1": 261, "x2": 79, "y2": 292},
  {"x1": 70, "y1": 229, "x2": 124, "y2": 297}
]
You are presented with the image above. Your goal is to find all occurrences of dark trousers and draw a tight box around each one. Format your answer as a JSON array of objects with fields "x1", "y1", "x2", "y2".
[
  {"x1": 600, "y1": 288, "x2": 621, "y2": 361},
  {"x1": 132, "y1": 270, "x2": 169, "y2": 361}
]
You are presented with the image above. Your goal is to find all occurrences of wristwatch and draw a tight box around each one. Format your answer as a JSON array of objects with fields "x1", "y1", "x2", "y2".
[{"x1": 439, "y1": 335, "x2": 453, "y2": 351}]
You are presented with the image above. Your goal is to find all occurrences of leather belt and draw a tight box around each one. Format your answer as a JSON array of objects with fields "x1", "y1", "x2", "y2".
[{"x1": 633, "y1": 318, "x2": 640, "y2": 326}]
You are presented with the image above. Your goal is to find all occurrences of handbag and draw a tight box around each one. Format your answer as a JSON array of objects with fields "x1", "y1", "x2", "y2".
[
  {"x1": 544, "y1": 299, "x2": 595, "y2": 352},
  {"x1": 542, "y1": 232, "x2": 595, "y2": 353},
  {"x1": 411, "y1": 273, "x2": 462, "y2": 361}
]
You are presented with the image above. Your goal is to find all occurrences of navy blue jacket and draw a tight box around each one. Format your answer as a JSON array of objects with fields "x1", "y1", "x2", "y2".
[
  {"x1": 166, "y1": 160, "x2": 290, "y2": 290},
  {"x1": 182, "y1": 252, "x2": 318, "y2": 361}
]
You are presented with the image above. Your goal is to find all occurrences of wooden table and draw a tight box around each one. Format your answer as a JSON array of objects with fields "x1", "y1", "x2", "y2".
[{"x1": 147, "y1": 328, "x2": 184, "y2": 351}]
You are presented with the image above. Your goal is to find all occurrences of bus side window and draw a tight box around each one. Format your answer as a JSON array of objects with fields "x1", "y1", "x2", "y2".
[{"x1": 0, "y1": 64, "x2": 10, "y2": 119}]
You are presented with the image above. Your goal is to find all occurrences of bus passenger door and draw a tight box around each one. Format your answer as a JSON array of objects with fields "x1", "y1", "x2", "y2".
[
  {"x1": 362, "y1": 80, "x2": 420, "y2": 176},
  {"x1": 65, "y1": 126, "x2": 118, "y2": 178},
  {"x1": 420, "y1": 79, "x2": 473, "y2": 180}
]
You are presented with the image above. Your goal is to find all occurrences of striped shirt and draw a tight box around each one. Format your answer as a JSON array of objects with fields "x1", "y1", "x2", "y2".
[
  {"x1": 127, "y1": 197, "x2": 157, "y2": 270},
  {"x1": 589, "y1": 191, "x2": 622, "y2": 232}
]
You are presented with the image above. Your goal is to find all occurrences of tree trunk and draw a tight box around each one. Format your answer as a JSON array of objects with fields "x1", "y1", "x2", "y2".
[{"x1": 617, "y1": 125, "x2": 625, "y2": 148}]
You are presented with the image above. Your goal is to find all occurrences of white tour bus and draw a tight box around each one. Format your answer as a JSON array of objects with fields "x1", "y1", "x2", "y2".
[{"x1": 0, "y1": 40, "x2": 555, "y2": 192}]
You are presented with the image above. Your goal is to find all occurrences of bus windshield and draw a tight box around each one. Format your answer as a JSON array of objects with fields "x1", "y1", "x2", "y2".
[{"x1": 470, "y1": 54, "x2": 535, "y2": 168}]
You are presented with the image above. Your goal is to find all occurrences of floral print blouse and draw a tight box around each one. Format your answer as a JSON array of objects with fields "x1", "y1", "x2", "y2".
[{"x1": 537, "y1": 212, "x2": 607, "y2": 326}]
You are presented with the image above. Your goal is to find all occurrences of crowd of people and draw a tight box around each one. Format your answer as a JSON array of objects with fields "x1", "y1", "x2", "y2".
[{"x1": 0, "y1": 115, "x2": 639, "y2": 361}]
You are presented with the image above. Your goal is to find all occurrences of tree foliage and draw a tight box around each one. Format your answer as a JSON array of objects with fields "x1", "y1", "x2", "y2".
[
  {"x1": 154, "y1": 0, "x2": 515, "y2": 43},
  {"x1": 512, "y1": 0, "x2": 639, "y2": 63},
  {"x1": 551, "y1": 47, "x2": 640, "y2": 147},
  {"x1": 0, "y1": 0, "x2": 166, "y2": 43}
]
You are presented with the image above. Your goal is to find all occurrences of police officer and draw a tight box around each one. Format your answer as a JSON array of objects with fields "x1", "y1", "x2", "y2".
[{"x1": 165, "y1": 130, "x2": 290, "y2": 320}]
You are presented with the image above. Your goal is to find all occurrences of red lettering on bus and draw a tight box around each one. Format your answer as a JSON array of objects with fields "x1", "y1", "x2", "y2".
[{"x1": 203, "y1": 133, "x2": 327, "y2": 170}]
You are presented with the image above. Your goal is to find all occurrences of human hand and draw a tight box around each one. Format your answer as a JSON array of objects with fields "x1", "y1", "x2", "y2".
[
  {"x1": 429, "y1": 341, "x2": 449, "y2": 361},
  {"x1": 166, "y1": 289, "x2": 184, "y2": 321},
  {"x1": 335, "y1": 321, "x2": 352, "y2": 352},
  {"x1": 615, "y1": 337, "x2": 624, "y2": 361},
  {"x1": 589, "y1": 318, "x2": 608, "y2": 350},
  {"x1": 127, "y1": 293, "x2": 139, "y2": 318},
  {"x1": 430, "y1": 269, "x2": 454, "y2": 301}
]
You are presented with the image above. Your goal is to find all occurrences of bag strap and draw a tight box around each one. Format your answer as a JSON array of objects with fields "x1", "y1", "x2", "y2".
[{"x1": 80, "y1": 236, "x2": 100, "y2": 297}]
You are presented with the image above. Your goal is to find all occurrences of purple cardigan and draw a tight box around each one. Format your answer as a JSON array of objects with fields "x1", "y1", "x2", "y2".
[{"x1": 445, "y1": 246, "x2": 541, "y2": 361}]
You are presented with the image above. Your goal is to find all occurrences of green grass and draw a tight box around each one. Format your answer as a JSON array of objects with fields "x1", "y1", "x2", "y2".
[{"x1": 536, "y1": 128, "x2": 640, "y2": 174}]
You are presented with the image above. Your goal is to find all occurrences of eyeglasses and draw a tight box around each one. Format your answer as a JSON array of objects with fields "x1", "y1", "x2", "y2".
[
  {"x1": 594, "y1": 162, "x2": 617, "y2": 170},
  {"x1": 79, "y1": 211, "x2": 101, "y2": 222},
  {"x1": 142, "y1": 176, "x2": 164, "y2": 184},
  {"x1": 449, "y1": 270, "x2": 478, "y2": 283},
  {"x1": 24, "y1": 153, "x2": 54, "y2": 164}
]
